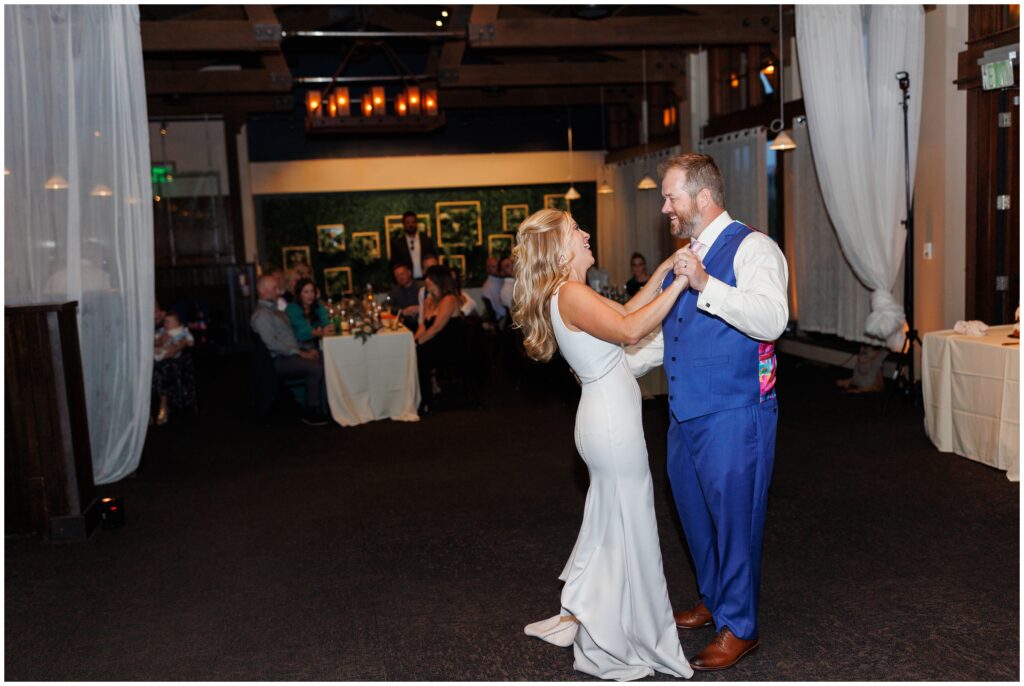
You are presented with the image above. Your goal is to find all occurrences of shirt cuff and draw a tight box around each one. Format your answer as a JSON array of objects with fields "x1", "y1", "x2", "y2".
[{"x1": 696, "y1": 275, "x2": 729, "y2": 316}]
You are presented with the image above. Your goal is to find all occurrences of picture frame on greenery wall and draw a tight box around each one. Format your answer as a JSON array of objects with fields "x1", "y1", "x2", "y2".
[
  {"x1": 502, "y1": 204, "x2": 529, "y2": 233},
  {"x1": 316, "y1": 224, "x2": 346, "y2": 253},
  {"x1": 384, "y1": 213, "x2": 431, "y2": 259},
  {"x1": 440, "y1": 254, "x2": 466, "y2": 275},
  {"x1": 282, "y1": 245, "x2": 312, "y2": 270},
  {"x1": 323, "y1": 266, "x2": 353, "y2": 298},
  {"x1": 349, "y1": 232, "x2": 382, "y2": 261},
  {"x1": 543, "y1": 194, "x2": 570, "y2": 212},
  {"x1": 487, "y1": 234, "x2": 515, "y2": 259},
  {"x1": 436, "y1": 201, "x2": 482, "y2": 247}
]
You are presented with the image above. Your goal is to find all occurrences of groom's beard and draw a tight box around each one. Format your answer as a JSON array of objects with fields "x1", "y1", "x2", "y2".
[{"x1": 669, "y1": 206, "x2": 701, "y2": 239}]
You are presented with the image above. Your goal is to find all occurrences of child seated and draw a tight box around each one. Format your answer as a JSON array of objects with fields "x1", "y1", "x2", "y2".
[
  {"x1": 154, "y1": 313, "x2": 194, "y2": 361},
  {"x1": 152, "y1": 313, "x2": 196, "y2": 425}
]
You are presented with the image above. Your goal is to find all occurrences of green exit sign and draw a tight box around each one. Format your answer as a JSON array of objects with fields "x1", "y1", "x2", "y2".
[
  {"x1": 981, "y1": 59, "x2": 1015, "y2": 91},
  {"x1": 151, "y1": 165, "x2": 174, "y2": 184}
]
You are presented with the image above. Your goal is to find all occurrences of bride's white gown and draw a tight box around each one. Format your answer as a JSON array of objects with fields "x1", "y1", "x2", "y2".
[{"x1": 526, "y1": 291, "x2": 692, "y2": 682}]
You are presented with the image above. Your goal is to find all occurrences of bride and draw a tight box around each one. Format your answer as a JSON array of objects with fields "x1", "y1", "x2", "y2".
[{"x1": 512, "y1": 209, "x2": 693, "y2": 681}]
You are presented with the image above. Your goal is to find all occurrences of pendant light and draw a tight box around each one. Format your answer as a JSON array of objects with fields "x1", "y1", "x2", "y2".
[
  {"x1": 597, "y1": 86, "x2": 614, "y2": 194},
  {"x1": 769, "y1": 5, "x2": 797, "y2": 151},
  {"x1": 637, "y1": 49, "x2": 658, "y2": 190},
  {"x1": 44, "y1": 175, "x2": 69, "y2": 190},
  {"x1": 565, "y1": 120, "x2": 581, "y2": 200}
]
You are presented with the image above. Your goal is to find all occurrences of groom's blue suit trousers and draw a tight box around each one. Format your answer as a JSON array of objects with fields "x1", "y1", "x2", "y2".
[{"x1": 667, "y1": 397, "x2": 777, "y2": 641}]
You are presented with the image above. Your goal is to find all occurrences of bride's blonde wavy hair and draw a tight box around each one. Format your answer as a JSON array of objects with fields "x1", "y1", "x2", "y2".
[{"x1": 511, "y1": 209, "x2": 574, "y2": 362}]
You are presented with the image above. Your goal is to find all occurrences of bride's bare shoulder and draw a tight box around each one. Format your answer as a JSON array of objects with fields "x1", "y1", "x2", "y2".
[{"x1": 558, "y1": 281, "x2": 592, "y2": 298}]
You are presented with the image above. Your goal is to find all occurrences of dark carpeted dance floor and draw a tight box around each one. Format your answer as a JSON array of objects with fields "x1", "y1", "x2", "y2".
[{"x1": 5, "y1": 354, "x2": 1019, "y2": 681}]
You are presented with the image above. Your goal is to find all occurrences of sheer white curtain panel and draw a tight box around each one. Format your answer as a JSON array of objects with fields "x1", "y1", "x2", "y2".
[
  {"x1": 796, "y1": 5, "x2": 924, "y2": 351},
  {"x1": 5, "y1": 5, "x2": 154, "y2": 484},
  {"x1": 595, "y1": 147, "x2": 680, "y2": 287},
  {"x1": 699, "y1": 127, "x2": 768, "y2": 231},
  {"x1": 788, "y1": 119, "x2": 873, "y2": 343}
]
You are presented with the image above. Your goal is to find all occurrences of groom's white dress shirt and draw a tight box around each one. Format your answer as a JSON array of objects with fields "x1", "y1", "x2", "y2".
[{"x1": 625, "y1": 210, "x2": 789, "y2": 376}]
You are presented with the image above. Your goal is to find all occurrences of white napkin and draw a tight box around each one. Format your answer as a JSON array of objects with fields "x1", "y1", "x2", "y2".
[{"x1": 954, "y1": 320, "x2": 989, "y2": 337}]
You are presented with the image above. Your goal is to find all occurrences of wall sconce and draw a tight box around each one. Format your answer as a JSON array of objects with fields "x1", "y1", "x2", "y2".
[
  {"x1": 424, "y1": 89, "x2": 438, "y2": 116},
  {"x1": 371, "y1": 86, "x2": 386, "y2": 116},
  {"x1": 306, "y1": 90, "x2": 321, "y2": 115},
  {"x1": 406, "y1": 86, "x2": 421, "y2": 115},
  {"x1": 334, "y1": 88, "x2": 350, "y2": 116},
  {"x1": 396, "y1": 93, "x2": 408, "y2": 116}
]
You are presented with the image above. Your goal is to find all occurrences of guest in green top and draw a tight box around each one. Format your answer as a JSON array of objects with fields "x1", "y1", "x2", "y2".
[{"x1": 285, "y1": 278, "x2": 332, "y2": 348}]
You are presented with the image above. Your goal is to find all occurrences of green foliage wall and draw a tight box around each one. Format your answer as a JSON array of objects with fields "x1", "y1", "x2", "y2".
[{"x1": 254, "y1": 182, "x2": 597, "y2": 292}]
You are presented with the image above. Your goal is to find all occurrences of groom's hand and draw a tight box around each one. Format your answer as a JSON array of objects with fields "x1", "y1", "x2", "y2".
[{"x1": 675, "y1": 247, "x2": 709, "y2": 291}]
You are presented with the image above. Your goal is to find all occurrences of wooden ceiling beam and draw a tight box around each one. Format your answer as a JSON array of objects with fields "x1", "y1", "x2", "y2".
[
  {"x1": 147, "y1": 94, "x2": 294, "y2": 118},
  {"x1": 141, "y1": 20, "x2": 281, "y2": 52},
  {"x1": 145, "y1": 69, "x2": 292, "y2": 95},
  {"x1": 467, "y1": 16, "x2": 777, "y2": 49},
  {"x1": 170, "y1": 6, "x2": 247, "y2": 21},
  {"x1": 437, "y1": 6, "x2": 473, "y2": 85},
  {"x1": 440, "y1": 85, "x2": 642, "y2": 108},
  {"x1": 448, "y1": 59, "x2": 684, "y2": 88}
]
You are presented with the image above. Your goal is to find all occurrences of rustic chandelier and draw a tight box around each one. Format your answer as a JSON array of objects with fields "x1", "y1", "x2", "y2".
[{"x1": 303, "y1": 40, "x2": 444, "y2": 134}]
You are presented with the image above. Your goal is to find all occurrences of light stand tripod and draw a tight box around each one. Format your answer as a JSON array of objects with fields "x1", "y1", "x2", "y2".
[{"x1": 891, "y1": 71, "x2": 922, "y2": 404}]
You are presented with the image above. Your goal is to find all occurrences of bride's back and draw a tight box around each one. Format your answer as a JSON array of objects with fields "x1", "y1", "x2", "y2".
[{"x1": 550, "y1": 290, "x2": 623, "y2": 384}]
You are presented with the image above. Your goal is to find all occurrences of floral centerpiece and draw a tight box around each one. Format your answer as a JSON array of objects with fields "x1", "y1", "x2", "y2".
[{"x1": 351, "y1": 315, "x2": 376, "y2": 344}]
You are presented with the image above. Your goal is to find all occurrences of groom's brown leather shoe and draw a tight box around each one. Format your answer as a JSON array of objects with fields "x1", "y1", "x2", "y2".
[
  {"x1": 672, "y1": 601, "x2": 713, "y2": 629},
  {"x1": 690, "y1": 628, "x2": 759, "y2": 671}
]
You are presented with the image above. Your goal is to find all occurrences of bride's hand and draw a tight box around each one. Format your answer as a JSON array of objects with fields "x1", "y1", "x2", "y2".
[
  {"x1": 656, "y1": 249, "x2": 688, "y2": 276},
  {"x1": 671, "y1": 258, "x2": 691, "y2": 289}
]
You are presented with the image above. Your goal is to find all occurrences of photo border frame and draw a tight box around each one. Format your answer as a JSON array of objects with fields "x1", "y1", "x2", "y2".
[
  {"x1": 435, "y1": 201, "x2": 483, "y2": 247},
  {"x1": 323, "y1": 266, "x2": 353, "y2": 297}
]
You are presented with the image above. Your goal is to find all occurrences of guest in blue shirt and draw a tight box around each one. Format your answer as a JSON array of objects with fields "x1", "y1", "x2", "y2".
[{"x1": 285, "y1": 278, "x2": 332, "y2": 348}]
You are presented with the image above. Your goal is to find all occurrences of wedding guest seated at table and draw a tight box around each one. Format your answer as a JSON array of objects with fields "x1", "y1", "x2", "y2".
[
  {"x1": 625, "y1": 252, "x2": 650, "y2": 297},
  {"x1": 265, "y1": 268, "x2": 289, "y2": 310},
  {"x1": 415, "y1": 254, "x2": 441, "y2": 324},
  {"x1": 388, "y1": 263, "x2": 421, "y2": 331},
  {"x1": 415, "y1": 265, "x2": 463, "y2": 415},
  {"x1": 286, "y1": 278, "x2": 333, "y2": 349},
  {"x1": 251, "y1": 274, "x2": 329, "y2": 426},
  {"x1": 152, "y1": 312, "x2": 195, "y2": 425},
  {"x1": 452, "y1": 268, "x2": 479, "y2": 317},
  {"x1": 481, "y1": 256, "x2": 507, "y2": 324}
]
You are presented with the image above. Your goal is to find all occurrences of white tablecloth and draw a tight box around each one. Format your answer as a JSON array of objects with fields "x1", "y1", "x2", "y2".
[
  {"x1": 322, "y1": 328, "x2": 420, "y2": 426},
  {"x1": 922, "y1": 324, "x2": 1019, "y2": 481}
]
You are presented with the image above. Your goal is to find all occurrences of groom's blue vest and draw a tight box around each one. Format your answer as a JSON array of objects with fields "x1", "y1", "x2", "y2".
[{"x1": 662, "y1": 221, "x2": 776, "y2": 423}]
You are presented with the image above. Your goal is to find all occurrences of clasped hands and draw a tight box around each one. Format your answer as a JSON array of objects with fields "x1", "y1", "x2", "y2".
[{"x1": 670, "y1": 247, "x2": 709, "y2": 291}]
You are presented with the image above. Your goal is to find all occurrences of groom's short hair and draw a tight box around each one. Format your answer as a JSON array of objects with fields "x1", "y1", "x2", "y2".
[{"x1": 658, "y1": 153, "x2": 725, "y2": 208}]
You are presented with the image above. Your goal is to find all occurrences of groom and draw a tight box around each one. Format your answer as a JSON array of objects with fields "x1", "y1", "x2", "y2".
[{"x1": 659, "y1": 154, "x2": 789, "y2": 670}]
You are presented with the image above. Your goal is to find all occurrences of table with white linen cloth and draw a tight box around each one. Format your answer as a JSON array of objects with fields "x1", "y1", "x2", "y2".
[
  {"x1": 322, "y1": 328, "x2": 420, "y2": 426},
  {"x1": 922, "y1": 324, "x2": 1019, "y2": 481}
]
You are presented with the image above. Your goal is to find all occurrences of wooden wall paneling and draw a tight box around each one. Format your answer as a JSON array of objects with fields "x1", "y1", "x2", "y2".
[
  {"x1": 4, "y1": 303, "x2": 99, "y2": 540},
  {"x1": 958, "y1": 14, "x2": 1020, "y2": 323}
]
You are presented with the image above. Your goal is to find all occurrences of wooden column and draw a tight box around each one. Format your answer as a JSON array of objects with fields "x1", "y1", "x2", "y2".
[
  {"x1": 957, "y1": 8, "x2": 1020, "y2": 323},
  {"x1": 223, "y1": 114, "x2": 247, "y2": 265}
]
